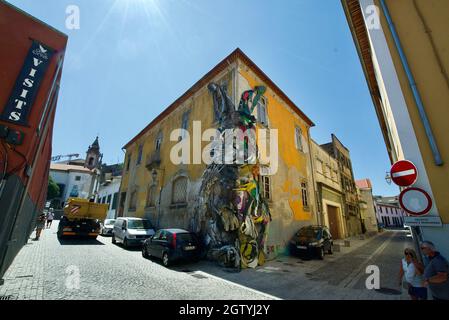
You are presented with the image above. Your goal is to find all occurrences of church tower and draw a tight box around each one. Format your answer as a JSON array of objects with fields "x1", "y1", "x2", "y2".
[{"x1": 85, "y1": 136, "x2": 102, "y2": 170}]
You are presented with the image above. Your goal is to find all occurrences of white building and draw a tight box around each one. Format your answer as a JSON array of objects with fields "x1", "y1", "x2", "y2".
[
  {"x1": 374, "y1": 196, "x2": 406, "y2": 228},
  {"x1": 97, "y1": 175, "x2": 121, "y2": 220},
  {"x1": 49, "y1": 163, "x2": 95, "y2": 208}
]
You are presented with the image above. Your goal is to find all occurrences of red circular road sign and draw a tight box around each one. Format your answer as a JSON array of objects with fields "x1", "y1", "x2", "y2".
[
  {"x1": 399, "y1": 187, "x2": 432, "y2": 216},
  {"x1": 390, "y1": 160, "x2": 418, "y2": 187}
]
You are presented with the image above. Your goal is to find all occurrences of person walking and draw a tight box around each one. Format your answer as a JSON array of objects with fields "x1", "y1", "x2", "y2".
[
  {"x1": 398, "y1": 248, "x2": 427, "y2": 300},
  {"x1": 46, "y1": 208, "x2": 55, "y2": 228},
  {"x1": 421, "y1": 241, "x2": 449, "y2": 300},
  {"x1": 34, "y1": 213, "x2": 46, "y2": 241}
]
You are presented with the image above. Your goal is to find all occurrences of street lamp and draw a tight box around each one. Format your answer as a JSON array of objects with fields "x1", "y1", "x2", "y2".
[
  {"x1": 151, "y1": 169, "x2": 158, "y2": 184},
  {"x1": 385, "y1": 171, "x2": 392, "y2": 185}
]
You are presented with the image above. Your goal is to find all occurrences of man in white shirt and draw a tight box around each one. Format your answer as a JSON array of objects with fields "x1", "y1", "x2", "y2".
[{"x1": 46, "y1": 208, "x2": 55, "y2": 229}]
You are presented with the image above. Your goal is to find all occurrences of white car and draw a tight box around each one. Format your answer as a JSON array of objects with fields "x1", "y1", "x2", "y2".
[
  {"x1": 112, "y1": 217, "x2": 155, "y2": 248},
  {"x1": 100, "y1": 219, "x2": 116, "y2": 236}
]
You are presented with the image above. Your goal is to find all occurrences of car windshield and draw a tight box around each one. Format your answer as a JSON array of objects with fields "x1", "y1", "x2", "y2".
[
  {"x1": 127, "y1": 220, "x2": 153, "y2": 230},
  {"x1": 105, "y1": 220, "x2": 115, "y2": 225},
  {"x1": 297, "y1": 228, "x2": 321, "y2": 239}
]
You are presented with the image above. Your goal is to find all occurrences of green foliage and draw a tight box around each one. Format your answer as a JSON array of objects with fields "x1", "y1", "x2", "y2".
[{"x1": 47, "y1": 176, "x2": 60, "y2": 200}]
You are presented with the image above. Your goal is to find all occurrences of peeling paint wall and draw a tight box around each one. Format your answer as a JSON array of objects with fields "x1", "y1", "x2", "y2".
[{"x1": 120, "y1": 58, "x2": 316, "y2": 262}]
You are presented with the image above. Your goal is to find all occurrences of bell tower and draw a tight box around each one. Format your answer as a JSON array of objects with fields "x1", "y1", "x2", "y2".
[{"x1": 85, "y1": 136, "x2": 102, "y2": 170}]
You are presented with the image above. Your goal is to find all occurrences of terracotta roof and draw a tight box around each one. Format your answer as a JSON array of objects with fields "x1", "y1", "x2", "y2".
[
  {"x1": 356, "y1": 178, "x2": 372, "y2": 189},
  {"x1": 50, "y1": 163, "x2": 92, "y2": 173},
  {"x1": 123, "y1": 48, "x2": 315, "y2": 149}
]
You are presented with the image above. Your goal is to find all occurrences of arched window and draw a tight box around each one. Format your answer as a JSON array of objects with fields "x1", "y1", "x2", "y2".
[
  {"x1": 172, "y1": 176, "x2": 188, "y2": 204},
  {"x1": 146, "y1": 185, "x2": 157, "y2": 207},
  {"x1": 88, "y1": 157, "x2": 94, "y2": 166}
]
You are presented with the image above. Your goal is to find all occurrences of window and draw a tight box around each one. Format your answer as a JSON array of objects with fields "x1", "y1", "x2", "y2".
[
  {"x1": 172, "y1": 176, "x2": 188, "y2": 204},
  {"x1": 129, "y1": 190, "x2": 137, "y2": 210},
  {"x1": 257, "y1": 96, "x2": 268, "y2": 125},
  {"x1": 75, "y1": 176, "x2": 81, "y2": 181},
  {"x1": 295, "y1": 127, "x2": 303, "y2": 152},
  {"x1": 111, "y1": 192, "x2": 118, "y2": 210},
  {"x1": 137, "y1": 144, "x2": 143, "y2": 165},
  {"x1": 146, "y1": 185, "x2": 157, "y2": 207},
  {"x1": 126, "y1": 154, "x2": 132, "y2": 171},
  {"x1": 301, "y1": 181, "x2": 309, "y2": 209},
  {"x1": 107, "y1": 194, "x2": 112, "y2": 205},
  {"x1": 326, "y1": 165, "x2": 332, "y2": 178},
  {"x1": 181, "y1": 111, "x2": 189, "y2": 139},
  {"x1": 155, "y1": 131, "x2": 163, "y2": 151},
  {"x1": 261, "y1": 176, "x2": 271, "y2": 200},
  {"x1": 88, "y1": 157, "x2": 94, "y2": 166}
]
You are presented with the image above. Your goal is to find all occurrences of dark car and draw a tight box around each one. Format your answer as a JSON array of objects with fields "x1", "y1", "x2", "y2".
[
  {"x1": 289, "y1": 226, "x2": 333, "y2": 260},
  {"x1": 142, "y1": 229, "x2": 201, "y2": 267}
]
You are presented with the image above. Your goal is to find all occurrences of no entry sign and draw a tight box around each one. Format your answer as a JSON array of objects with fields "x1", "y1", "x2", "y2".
[
  {"x1": 390, "y1": 160, "x2": 418, "y2": 187},
  {"x1": 399, "y1": 187, "x2": 432, "y2": 216}
]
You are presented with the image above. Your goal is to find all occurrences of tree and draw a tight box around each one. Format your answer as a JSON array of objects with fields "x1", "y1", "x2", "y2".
[{"x1": 47, "y1": 176, "x2": 60, "y2": 200}]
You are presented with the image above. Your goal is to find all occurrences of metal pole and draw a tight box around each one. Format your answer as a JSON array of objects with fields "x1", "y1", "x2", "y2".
[{"x1": 379, "y1": 0, "x2": 443, "y2": 166}]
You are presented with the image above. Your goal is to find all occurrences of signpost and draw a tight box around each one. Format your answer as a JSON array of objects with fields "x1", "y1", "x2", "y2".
[{"x1": 390, "y1": 160, "x2": 418, "y2": 187}]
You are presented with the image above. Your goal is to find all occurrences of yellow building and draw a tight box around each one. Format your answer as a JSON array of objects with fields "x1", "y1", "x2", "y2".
[
  {"x1": 342, "y1": 0, "x2": 449, "y2": 257},
  {"x1": 119, "y1": 48, "x2": 317, "y2": 260},
  {"x1": 355, "y1": 179, "x2": 379, "y2": 235},
  {"x1": 311, "y1": 139, "x2": 347, "y2": 239}
]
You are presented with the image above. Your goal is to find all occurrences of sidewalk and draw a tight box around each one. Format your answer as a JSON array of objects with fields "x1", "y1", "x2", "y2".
[{"x1": 0, "y1": 229, "x2": 47, "y2": 300}]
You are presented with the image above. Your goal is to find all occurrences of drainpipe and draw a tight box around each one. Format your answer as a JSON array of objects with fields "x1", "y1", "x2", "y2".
[{"x1": 379, "y1": 0, "x2": 443, "y2": 166}]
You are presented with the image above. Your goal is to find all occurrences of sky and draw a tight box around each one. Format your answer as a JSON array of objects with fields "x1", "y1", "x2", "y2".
[{"x1": 7, "y1": 0, "x2": 399, "y2": 196}]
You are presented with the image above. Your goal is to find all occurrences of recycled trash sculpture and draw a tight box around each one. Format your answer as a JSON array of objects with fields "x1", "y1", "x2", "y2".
[{"x1": 192, "y1": 82, "x2": 272, "y2": 270}]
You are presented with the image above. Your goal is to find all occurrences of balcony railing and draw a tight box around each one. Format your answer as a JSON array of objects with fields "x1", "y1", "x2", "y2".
[{"x1": 145, "y1": 150, "x2": 161, "y2": 170}]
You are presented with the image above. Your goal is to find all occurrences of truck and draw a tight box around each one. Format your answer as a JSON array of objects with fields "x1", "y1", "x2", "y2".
[
  {"x1": 58, "y1": 198, "x2": 109, "y2": 239},
  {"x1": 0, "y1": 0, "x2": 68, "y2": 283}
]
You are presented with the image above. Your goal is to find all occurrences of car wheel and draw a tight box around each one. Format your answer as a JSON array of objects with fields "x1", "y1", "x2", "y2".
[
  {"x1": 318, "y1": 247, "x2": 325, "y2": 260},
  {"x1": 123, "y1": 238, "x2": 128, "y2": 249},
  {"x1": 142, "y1": 246, "x2": 150, "y2": 259},
  {"x1": 112, "y1": 234, "x2": 116, "y2": 244},
  {"x1": 162, "y1": 252, "x2": 170, "y2": 267},
  {"x1": 328, "y1": 244, "x2": 333, "y2": 255}
]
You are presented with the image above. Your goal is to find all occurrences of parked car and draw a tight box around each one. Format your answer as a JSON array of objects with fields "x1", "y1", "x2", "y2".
[
  {"x1": 142, "y1": 229, "x2": 201, "y2": 267},
  {"x1": 112, "y1": 218, "x2": 155, "y2": 248},
  {"x1": 289, "y1": 225, "x2": 333, "y2": 260},
  {"x1": 100, "y1": 219, "x2": 116, "y2": 236}
]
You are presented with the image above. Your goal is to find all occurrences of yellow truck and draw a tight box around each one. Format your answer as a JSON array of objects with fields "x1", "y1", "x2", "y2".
[{"x1": 57, "y1": 198, "x2": 109, "y2": 239}]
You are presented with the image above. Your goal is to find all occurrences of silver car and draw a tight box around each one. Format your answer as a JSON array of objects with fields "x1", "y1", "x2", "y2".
[{"x1": 100, "y1": 219, "x2": 116, "y2": 236}]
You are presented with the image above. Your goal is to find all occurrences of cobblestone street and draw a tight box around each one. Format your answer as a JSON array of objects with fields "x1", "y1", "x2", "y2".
[{"x1": 0, "y1": 221, "x2": 414, "y2": 300}]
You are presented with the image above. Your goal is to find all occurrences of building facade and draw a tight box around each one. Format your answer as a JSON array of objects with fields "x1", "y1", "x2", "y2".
[
  {"x1": 321, "y1": 134, "x2": 363, "y2": 237},
  {"x1": 311, "y1": 140, "x2": 347, "y2": 239},
  {"x1": 119, "y1": 48, "x2": 317, "y2": 260},
  {"x1": 356, "y1": 179, "x2": 380, "y2": 234},
  {"x1": 49, "y1": 163, "x2": 94, "y2": 209},
  {"x1": 96, "y1": 163, "x2": 123, "y2": 220},
  {"x1": 342, "y1": 0, "x2": 449, "y2": 258},
  {"x1": 373, "y1": 196, "x2": 405, "y2": 228}
]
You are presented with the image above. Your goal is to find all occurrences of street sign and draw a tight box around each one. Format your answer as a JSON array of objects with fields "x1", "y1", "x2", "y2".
[
  {"x1": 399, "y1": 187, "x2": 432, "y2": 216},
  {"x1": 390, "y1": 160, "x2": 418, "y2": 187},
  {"x1": 404, "y1": 216, "x2": 442, "y2": 227}
]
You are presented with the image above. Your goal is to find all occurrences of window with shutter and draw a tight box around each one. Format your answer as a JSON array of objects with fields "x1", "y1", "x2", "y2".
[
  {"x1": 295, "y1": 127, "x2": 303, "y2": 151},
  {"x1": 172, "y1": 177, "x2": 188, "y2": 204}
]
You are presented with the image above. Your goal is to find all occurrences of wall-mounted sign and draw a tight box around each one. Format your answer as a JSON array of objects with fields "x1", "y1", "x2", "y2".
[
  {"x1": 399, "y1": 187, "x2": 432, "y2": 216},
  {"x1": 390, "y1": 160, "x2": 418, "y2": 187},
  {"x1": 1, "y1": 40, "x2": 55, "y2": 126},
  {"x1": 404, "y1": 216, "x2": 442, "y2": 228}
]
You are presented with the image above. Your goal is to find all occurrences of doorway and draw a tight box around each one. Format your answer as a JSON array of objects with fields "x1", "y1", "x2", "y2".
[{"x1": 327, "y1": 205, "x2": 341, "y2": 239}]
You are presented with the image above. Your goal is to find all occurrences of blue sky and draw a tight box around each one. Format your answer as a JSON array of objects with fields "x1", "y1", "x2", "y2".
[{"x1": 8, "y1": 0, "x2": 399, "y2": 196}]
